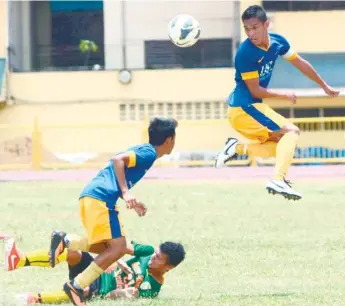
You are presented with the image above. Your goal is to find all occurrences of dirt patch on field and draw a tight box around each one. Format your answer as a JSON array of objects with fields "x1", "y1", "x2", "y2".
[{"x1": 0, "y1": 136, "x2": 60, "y2": 164}]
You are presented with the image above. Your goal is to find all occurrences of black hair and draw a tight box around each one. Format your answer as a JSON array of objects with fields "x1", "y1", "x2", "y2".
[
  {"x1": 160, "y1": 241, "x2": 186, "y2": 267},
  {"x1": 241, "y1": 5, "x2": 268, "y2": 23},
  {"x1": 148, "y1": 117, "x2": 178, "y2": 146}
]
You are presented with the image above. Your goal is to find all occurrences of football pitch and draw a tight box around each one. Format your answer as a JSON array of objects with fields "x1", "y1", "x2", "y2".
[{"x1": 1, "y1": 176, "x2": 345, "y2": 306}]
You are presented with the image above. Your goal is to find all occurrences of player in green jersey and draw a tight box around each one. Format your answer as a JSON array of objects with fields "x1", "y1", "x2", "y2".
[{"x1": 6, "y1": 237, "x2": 185, "y2": 304}]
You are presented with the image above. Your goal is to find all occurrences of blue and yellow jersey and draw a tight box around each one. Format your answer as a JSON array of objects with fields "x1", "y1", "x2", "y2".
[
  {"x1": 228, "y1": 33, "x2": 297, "y2": 107},
  {"x1": 80, "y1": 144, "x2": 157, "y2": 206}
]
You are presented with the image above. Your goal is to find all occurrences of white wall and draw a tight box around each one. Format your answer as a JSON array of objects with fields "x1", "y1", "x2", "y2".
[{"x1": 104, "y1": 0, "x2": 237, "y2": 69}]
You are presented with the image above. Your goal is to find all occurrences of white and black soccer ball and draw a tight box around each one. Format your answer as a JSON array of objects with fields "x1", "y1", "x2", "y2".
[{"x1": 168, "y1": 14, "x2": 201, "y2": 48}]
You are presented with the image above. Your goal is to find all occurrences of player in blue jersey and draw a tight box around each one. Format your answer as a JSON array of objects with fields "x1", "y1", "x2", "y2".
[
  {"x1": 48, "y1": 117, "x2": 178, "y2": 306},
  {"x1": 215, "y1": 5, "x2": 339, "y2": 200}
]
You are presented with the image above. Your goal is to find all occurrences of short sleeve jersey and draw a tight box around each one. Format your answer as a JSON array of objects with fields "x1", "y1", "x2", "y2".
[
  {"x1": 80, "y1": 144, "x2": 157, "y2": 206},
  {"x1": 98, "y1": 255, "x2": 162, "y2": 299},
  {"x1": 228, "y1": 33, "x2": 297, "y2": 107}
]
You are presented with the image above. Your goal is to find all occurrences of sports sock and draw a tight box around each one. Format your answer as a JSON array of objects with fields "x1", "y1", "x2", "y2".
[
  {"x1": 64, "y1": 234, "x2": 90, "y2": 252},
  {"x1": 17, "y1": 249, "x2": 67, "y2": 268},
  {"x1": 74, "y1": 261, "x2": 104, "y2": 289},
  {"x1": 274, "y1": 132, "x2": 299, "y2": 180},
  {"x1": 236, "y1": 141, "x2": 277, "y2": 158},
  {"x1": 33, "y1": 291, "x2": 70, "y2": 303}
]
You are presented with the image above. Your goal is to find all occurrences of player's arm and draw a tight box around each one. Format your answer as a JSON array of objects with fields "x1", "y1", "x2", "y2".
[
  {"x1": 244, "y1": 78, "x2": 295, "y2": 101},
  {"x1": 125, "y1": 240, "x2": 155, "y2": 257},
  {"x1": 288, "y1": 55, "x2": 340, "y2": 97},
  {"x1": 279, "y1": 35, "x2": 339, "y2": 98},
  {"x1": 236, "y1": 50, "x2": 294, "y2": 102},
  {"x1": 112, "y1": 152, "x2": 135, "y2": 197},
  {"x1": 113, "y1": 146, "x2": 156, "y2": 200}
]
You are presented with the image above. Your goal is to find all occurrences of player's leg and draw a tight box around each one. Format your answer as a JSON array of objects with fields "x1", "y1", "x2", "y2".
[
  {"x1": 15, "y1": 252, "x2": 100, "y2": 304},
  {"x1": 62, "y1": 197, "x2": 127, "y2": 305},
  {"x1": 4, "y1": 237, "x2": 67, "y2": 271},
  {"x1": 216, "y1": 103, "x2": 301, "y2": 199},
  {"x1": 15, "y1": 291, "x2": 70, "y2": 305},
  {"x1": 215, "y1": 105, "x2": 279, "y2": 166},
  {"x1": 266, "y1": 121, "x2": 301, "y2": 199}
]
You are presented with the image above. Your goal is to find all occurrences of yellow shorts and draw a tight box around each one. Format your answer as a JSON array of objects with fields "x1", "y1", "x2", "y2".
[
  {"x1": 228, "y1": 103, "x2": 290, "y2": 143},
  {"x1": 79, "y1": 197, "x2": 125, "y2": 245}
]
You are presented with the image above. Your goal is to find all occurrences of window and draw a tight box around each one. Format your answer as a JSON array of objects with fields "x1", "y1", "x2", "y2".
[
  {"x1": 323, "y1": 107, "x2": 345, "y2": 117},
  {"x1": 294, "y1": 108, "x2": 320, "y2": 118},
  {"x1": 270, "y1": 53, "x2": 345, "y2": 89},
  {"x1": 274, "y1": 108, "x2": 290, "y2": 118},
  {"x1": 263, "y1": 1, "x2": 345, "y2": 12},
  {"x1": 145, "y1": 39, "x2": 233, "y2": 69},
  {"x1": 31, "y1": 1, "x2": 104, "y2": 71}
]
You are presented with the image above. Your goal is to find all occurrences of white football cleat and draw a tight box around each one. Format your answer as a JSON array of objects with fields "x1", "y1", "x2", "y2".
[
  {"x1": 4, "y1": 237, "x2": 21, "y2": 271},
  {"x1": 266, "y1": 179, "x2": 302, "y2": 201},
  {"x1": 15, "y1": 293, "x2": 39, "y2": 305},
  {"x1": 215, "y1": 137, "x2": 239, "y2": 168}
]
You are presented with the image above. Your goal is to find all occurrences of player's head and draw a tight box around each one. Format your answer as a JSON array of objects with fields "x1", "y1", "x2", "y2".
[
  {"x1": 148, "y1": 117, "x2": 178, "y2": 154},
  {"x1": 149, "y1": 241, "x2": 186, "y2": 273},
  {"x1": 241, "y1": 5, "x2": 269, "y2": 46}
]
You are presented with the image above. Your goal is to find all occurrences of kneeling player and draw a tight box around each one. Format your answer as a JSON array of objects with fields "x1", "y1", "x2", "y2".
[{"x1": 5, "y1": 238, "x2": 185, "y2": 305}]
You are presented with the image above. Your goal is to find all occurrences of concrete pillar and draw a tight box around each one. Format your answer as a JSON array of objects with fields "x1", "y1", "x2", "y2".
[
  {"x1": 21, "y1": 0, "x2": 32, "y2": 71},
  {"x1": 103, "y1": 0, "x2": 123, "y2": 70}
]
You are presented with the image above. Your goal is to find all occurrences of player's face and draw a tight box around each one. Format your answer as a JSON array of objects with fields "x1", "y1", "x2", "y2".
[
  {"x1": 148, "y1": 248, "x2": 170, "y2": 270},
  {"x1": 243, "y1": 18, "x2": 269, "y2": 46},
  {"x1": 164, "y1": 135, "x2": 176, "y2": 154}
]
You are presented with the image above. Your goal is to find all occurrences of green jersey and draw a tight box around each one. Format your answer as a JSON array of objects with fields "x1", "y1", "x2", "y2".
[
  {"x1": 97, "y1": 243, "x2": 162, "y2": 298},
  {"x1": 97, "y1": 255, "x2": 162, "y2": 298}
]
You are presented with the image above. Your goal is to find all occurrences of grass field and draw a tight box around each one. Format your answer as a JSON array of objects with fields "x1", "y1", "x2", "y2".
[{"x1": 1, "y1": 179, "x2": 345, "y2": 306}]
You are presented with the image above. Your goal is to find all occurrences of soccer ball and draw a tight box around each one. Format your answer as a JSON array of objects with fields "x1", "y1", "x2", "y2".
[{"x1": 168, "y1": 14, "x2": 201, "y2": 48}]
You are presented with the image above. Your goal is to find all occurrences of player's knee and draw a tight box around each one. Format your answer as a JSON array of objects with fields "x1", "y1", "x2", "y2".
[
  {"x1": 290, "y1": 125, "x2": 300, "y2": 135},
  {"x1": 67, "y1": 250, "x2": 82, "y2": 266},
  {"x1": 281, "y1": 124, "x2": 300, "y2": 135},
  {"x1": 107, "y1": 237, "x2": 127, "y2": 258}
]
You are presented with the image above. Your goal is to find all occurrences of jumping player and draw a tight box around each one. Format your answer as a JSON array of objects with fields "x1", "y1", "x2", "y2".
[
  {"x1": 5, "y1": 238, "x2": 185, "y2": 304},
  {"x1": 215, "y1": 5, "x2": 340, "y2": 200},
  {"x1": 49, "y1": 117, "x2": 178, "y2": 305}
]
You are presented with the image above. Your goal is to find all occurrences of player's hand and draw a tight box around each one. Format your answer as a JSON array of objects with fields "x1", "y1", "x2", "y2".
[
  {"x1": 122, "y1": 192, "x2": 138, "y2": 209},
  {"x1": 284, "y1": 92, "x2": 297, "y2": 104},
  {"x1": 133, "y1": 202, "x2": 147, "y2": 217},
  {"x1": 124, "y1": 287, "x2": 139, "y2": 299},
  {"x1": 82, "y1": 287, "x2": 90, "y2": 297},
  {"x1": 105, "y1": 263, "x2": 118, "y2": 273},
  {"x1": 117, "y1": 259, "x2": 132, "y2": 274},
  {"x1": 322, "y1": 84, "x2": 340, "y2": 97},
  {"x1": 135, "y1": 275, "x2": 144, "y2": 289},
  {"x1": 132, "y1": 288, "x2": 139, "y2": 298}
]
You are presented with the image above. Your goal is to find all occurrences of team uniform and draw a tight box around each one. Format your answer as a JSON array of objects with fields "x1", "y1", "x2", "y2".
[
  {"x1": 79, "y1": 144, "x2": 157, "y2": 244},
  {"x1": 72, "y1": 245, "x2": 163, "y2": 300},
  {"x1": 227, "y1": 33, "x2": 297, "y2": 143},
  {"x1": 12, "y1": 242, "x2": 163, "y2": 304},
  {"x1": 215, "y1": 33, "x2": 303, "y2": 200}
]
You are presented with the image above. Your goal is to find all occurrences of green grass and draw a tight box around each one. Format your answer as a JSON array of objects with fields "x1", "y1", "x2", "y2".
[{"x1": 1, "y1": 180, "x2": 345, "y2": 306}]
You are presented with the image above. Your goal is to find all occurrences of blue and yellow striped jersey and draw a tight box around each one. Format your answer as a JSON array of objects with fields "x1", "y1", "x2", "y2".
[
  {"x1": 228, "y1": 33, "x2": 297, "y2": 107},
  {"x1": 80, "y1": 144, "x2": 157, "y2": 206}
]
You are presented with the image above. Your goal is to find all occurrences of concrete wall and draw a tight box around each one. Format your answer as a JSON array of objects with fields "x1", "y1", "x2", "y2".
[
  {"x1": 0, "y1": 1, "x2": 7, "y2": 58},
  {"x1": 269, "y1": 10, "x2": 345, "y2": 53},
  {"x1": 239, "y1": 2, "x2": 345, "y2": 53},
  {"x1": 7, "y1": 69, "x2": 234, "y2": 106},
  {"x1": 8, "y1": 1, "x2": 345, "y2": 70},
  {"x1": 0, "y1": 0, "x2": 8, "y2": 101},
  {"x1": 104, "y1": 1, "x2": 237, "y2": 69}
]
